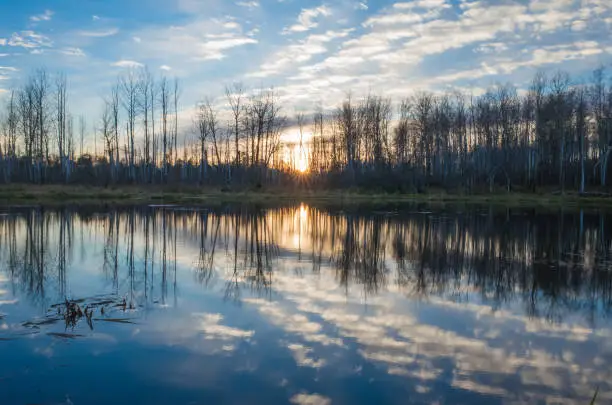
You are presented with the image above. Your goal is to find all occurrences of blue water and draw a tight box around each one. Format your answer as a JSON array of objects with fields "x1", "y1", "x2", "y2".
[{"x1": 0, "y1": 205, "x2": 610, "y2": 405}]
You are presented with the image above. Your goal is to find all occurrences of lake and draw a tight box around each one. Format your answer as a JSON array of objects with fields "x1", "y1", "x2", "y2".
[{"x1": 0, "y1": 204, "x2": 610, "y2": 405}]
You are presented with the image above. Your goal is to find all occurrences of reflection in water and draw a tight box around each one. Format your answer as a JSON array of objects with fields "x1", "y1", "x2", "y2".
[{"x1": 0, "y1": 205, "x2": 611, "y2": 404}]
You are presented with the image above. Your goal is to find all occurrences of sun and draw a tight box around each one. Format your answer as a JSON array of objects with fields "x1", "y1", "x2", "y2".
[
  {"x1": 296, "y1": 154, "x2": 308, "y2": 173},
  {"x1": 293, "y1": 144, "x2": 309, "y2": 173}
]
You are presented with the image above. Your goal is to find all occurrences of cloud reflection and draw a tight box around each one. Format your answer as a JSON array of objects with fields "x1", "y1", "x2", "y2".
[{"x1": 1, "y1": 206, "x2": 611, "y2": 404}]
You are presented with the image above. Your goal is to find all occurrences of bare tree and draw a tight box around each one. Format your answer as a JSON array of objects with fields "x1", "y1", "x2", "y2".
[
  {"x1": 195, "y1": 100, "x2": 211, "y2": 184},
  {"x1": 173, "y1": 77, "x2": 180, "y2": 166},
  {"x1": 121, "y1": 70, "x2": 138, "y2": 181},
  {"x1": 159, "y1": 76, "x2": 170, "y2": 181},
  {"x1": 55, "y1": 73, "x2": 68, "y2": 182},
  {"x1": 226, "y1": 83, "x2": 244, "y2": 166},
  {"x1": 101, "y1": 102, "x2": 116, "y2": 182},
  {"x1": 138, "y1": 68, "x2": 153, "y2": 182}
]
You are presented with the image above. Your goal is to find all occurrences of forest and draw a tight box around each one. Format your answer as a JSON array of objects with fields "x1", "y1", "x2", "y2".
[{"x1": 1, "y1": 65, "x2": 612, "y2": 193}]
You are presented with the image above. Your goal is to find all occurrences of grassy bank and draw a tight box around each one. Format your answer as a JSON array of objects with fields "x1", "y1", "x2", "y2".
[{"x1": 1, "y1": 184, "x2": 612, "y2": 209}]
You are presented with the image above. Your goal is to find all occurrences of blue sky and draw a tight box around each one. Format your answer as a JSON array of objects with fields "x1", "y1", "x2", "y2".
[{"x1": 1, "y1": 0, "x2": 612, "y2": 129}]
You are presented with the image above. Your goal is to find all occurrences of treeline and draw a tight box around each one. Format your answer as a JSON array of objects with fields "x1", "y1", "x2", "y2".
[{"x1": 1, "y1": 66, "x2": 612, "y2": 192}]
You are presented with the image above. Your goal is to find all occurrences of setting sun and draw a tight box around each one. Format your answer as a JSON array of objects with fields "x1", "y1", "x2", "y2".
[
  {"x1": 295, "y1": 145, "x2": 309, "y2": 173},
  {"x1": 284, "y1": 143, "x2": 309, "y2": 173}
]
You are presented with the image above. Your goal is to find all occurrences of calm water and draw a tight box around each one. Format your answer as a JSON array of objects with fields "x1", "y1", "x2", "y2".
[{"x1": 0, "y1": 204, "x2": 611, "y2": 405}]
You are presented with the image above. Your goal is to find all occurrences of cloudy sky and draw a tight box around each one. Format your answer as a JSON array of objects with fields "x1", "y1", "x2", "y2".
[{"x1": 1, "y1": 0, "x2": 611, "y2": 125}]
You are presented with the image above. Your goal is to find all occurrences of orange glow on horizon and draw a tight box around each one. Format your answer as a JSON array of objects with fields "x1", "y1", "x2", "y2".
[{"x1": 284, "y1": 143, "x2": 309, "y2": 173}]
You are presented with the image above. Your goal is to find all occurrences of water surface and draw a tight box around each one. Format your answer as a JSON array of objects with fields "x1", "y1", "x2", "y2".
[{"x1": 0, "y1": 204, "x2": 611, "y2": 405}]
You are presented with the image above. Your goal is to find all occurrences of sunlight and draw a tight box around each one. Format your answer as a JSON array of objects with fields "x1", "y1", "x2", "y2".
[
  {"x1": 299, "y1": 203, "x2": 308, "y2": 220},
  {"x1": 281, "y1": 127, "x2": 313, "y2": 144},
  {"x1": 283, "y1": 143, "x2": 310, "y2": 173},
  {"x1": 292, "y1": 204, "x2": 309, "y2": 249},
  {"x1": 295, "y1": 144, "x2": 309, "y2": 173}
]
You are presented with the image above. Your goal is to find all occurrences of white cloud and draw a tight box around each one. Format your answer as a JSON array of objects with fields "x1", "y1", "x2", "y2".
[
  {"x1": 193, "y1": 313, "x2": 254, "y2": 340},
  {"x1": 287, "y1": 343, "x2": 326, "y2": 368},
  {"x1": 160, "y1": 65, "x2": 172, "y2": 71},
  {"x1": 78, "y1": 28, "x2": 120, "y2": 37},
  {"x1": 571, "y1": 20, "x2": 587, "y2": 31},
  {"x1": 133, "y1": 36, "x2": 142, "y2": 43},
  {"x1": 475, "y1": 42, "x2": 509, "y2": 54},
  {"x1": 0, "y1": 66, "x2": 19, "y2": 72},
  {"x1": 236, "y1": 247, "x2": 612, "y2": 405},
  {"x1": 394, "y1": 0, "x2": 448, "y2": 9},
  {"x1": 7, "y1": 31, "x2": 52, "y2": 48},
  {"x1": 112, "y1": 60, "x2": 144, "y2": 68},
  {"x1": 430, "y1": 41, "x2": 605, "y2": 85},
  {"x1": 131, "y1": 19, "x2": 257, "y2": 61},
  {"x1": 236, "y1": 1, "x2": 259, "y2": 9},
  {"x1": 222, "y1": 21, "x2": 241, "y2": 30},
  {"x1": 363, "y1": 12, "x2": 425, "y2": 27},
  {"x1": 290, "y1": 393, "x2": 331, "y2": 405},
  {"x1": 30, "y1": 10, "x2": 54, "y2": 22},
  {"x1": 60, "y1": 47, "x2": 86, "y2": 57},
  {"x1": 284, "y1": 6, "x2": 332, "y2": 34},
  {"x1": 364, "y1": 1, "x2": 449, "y2": 27},
  {"x1": 255, "y1": 0, "x2": 612, "y2": 109},
  {"x1": 92, "y1": 15, "x2": 100, "y2": 21},
  {"x1": 249, "y1": 29, "x2": 353, "y2": 78},
  {"x1": 196, "y1": 37, "x2": 257, "y2": 60}
]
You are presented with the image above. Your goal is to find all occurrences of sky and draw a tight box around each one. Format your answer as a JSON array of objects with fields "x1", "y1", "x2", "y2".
[{"x1": 1, "y1": 0, "x2": 612, "y2": 133}]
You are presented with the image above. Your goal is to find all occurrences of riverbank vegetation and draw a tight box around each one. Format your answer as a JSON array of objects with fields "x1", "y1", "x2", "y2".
[
  {"x1": 3, "y1": 184, "x2": 612, "y2": 210},
  {"x1": 1, "y1": 66, "x2": 612, "y2": 197}
]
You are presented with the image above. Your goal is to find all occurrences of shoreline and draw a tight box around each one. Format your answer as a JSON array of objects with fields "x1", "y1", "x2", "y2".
[{"x1": 1, "y1": 185, "x2": 612, "y2": 209}]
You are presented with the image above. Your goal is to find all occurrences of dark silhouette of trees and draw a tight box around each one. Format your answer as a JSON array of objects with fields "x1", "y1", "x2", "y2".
[{"x1": 3, "y1": 65, "x2": 612, "y2": 192}]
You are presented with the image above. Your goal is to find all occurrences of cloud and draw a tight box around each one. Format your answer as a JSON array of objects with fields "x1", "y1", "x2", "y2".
[
  {"x1": 393, "y1": 0, "x2": 449, "y2": 9},
  {"x1": 7, "y1": 31, "x2": 52, "y2": 48},
  {"x1": 253, "y1": 0, "x2": 611, "y2": 109},
  {"x1": 60, "y1": 47, "x2": 86, "y2": 57},
  {"x1": 112, "y1": 60, "x2": 144, "y2": 68},
  {"x1": 0, "y1": 66, "x2": 19, "y2": 72},
  {"x1": 195, "y1": 37, "x2": 257, "y2": 60},
  {"x1": 284, "y1": 6, "x2": 332, "y2": 34},
  {"x1": 131, "y1": 18, "x2": 257, "y2": 62},
  {"x1": 286, "y1": 343, "x2": 326, "y2": 368},
  {"x1": 290, "y1": 393, "x2": 331, "y2": 405},
  {"x1": 160, "y1": 65, "x2": 172, "y2": 71},
  {"x1": 78, "y1": 28, "x2": 120, "y2": 37},
  {"x1": 243, "y1": 298, "x2": 343, "y2": 347},
  {"x1": 236, "y1": 1, "x2": 259, "y2": 9},
  {"x1": 237, "y1": 246, "x2": 612, "y2": 404},
  {"x1": 30, "y1": 10, "x2": 54, "y2": 22},
  {"x1": 0, "y1": 39, "x2": 6, "y2": 46},
  {"x1": 572, "y1": 20, "x2": 588, "y2": 31},
  {"x1": 249, "y1": 29, "x2": 353, "y2": 78},
  {"x1": 425, "y1": 41, "x2": 605, "y2": 87},
  {"x1": 193, "y1": 313, "x2": 254, "y2": 340}
]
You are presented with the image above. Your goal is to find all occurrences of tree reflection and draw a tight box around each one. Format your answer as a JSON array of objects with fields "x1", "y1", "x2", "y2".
[{"x1": 1, "y1": 205, "x2": 612, "y2": 324}]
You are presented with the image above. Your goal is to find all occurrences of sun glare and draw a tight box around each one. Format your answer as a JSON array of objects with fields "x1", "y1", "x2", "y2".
[
  {"x1": 291, "y1": 143, "x2": 309, "y2": 173},
  {"x1": 281, "y1": 127, "x2": 312, "y2": 173}
]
